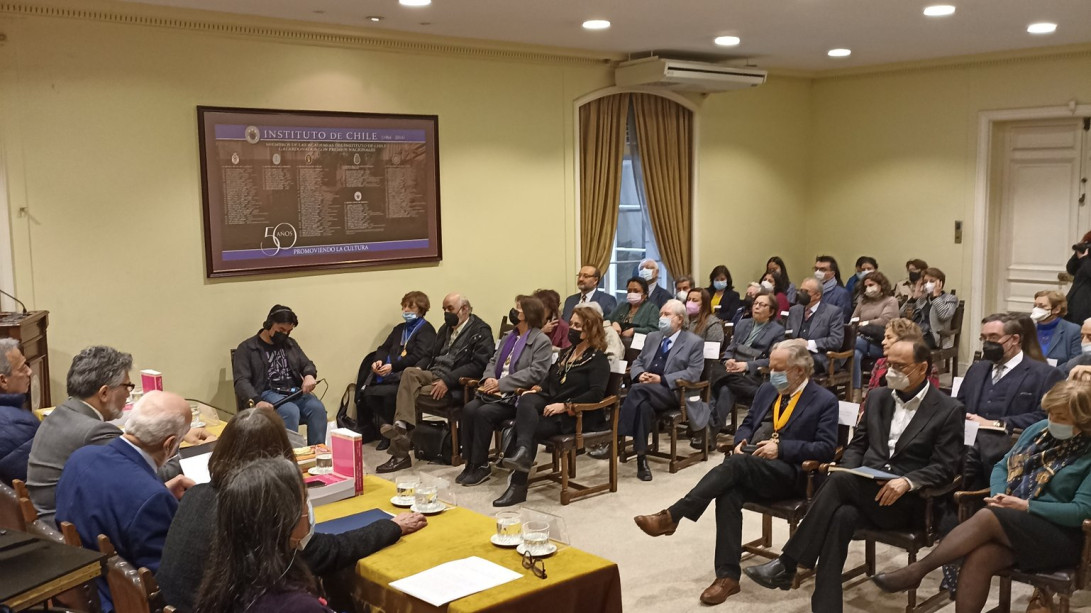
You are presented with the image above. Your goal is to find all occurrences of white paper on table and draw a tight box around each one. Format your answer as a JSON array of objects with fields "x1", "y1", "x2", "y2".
[
  {"x1": 179, "y1": 452, "x2": 212, "y2": 484},
  {"x1": 389, "y1": 556, "x2": 522, "y2": 607},
  {"x1": 837, "y1": 401, "x2": 860, "y2": 426},
  {"x1": 964, "y1": 420, "x2": 979, "y2": 446},
  {"x1": 631, "y1": 333, "x2": 646, "y2": 351},
  {"x1": 703, "y1": 342, "x2": 721, "y2": 360},
  {"x1": 951, "y1": 376, "x2": 964, "y2": 397},
  {"x1": 610, "y1": 359, "x2": 628, "y2": 375},
  {"x1": 1047, "y1": 358, "x2": 1058, "y2": 367}
]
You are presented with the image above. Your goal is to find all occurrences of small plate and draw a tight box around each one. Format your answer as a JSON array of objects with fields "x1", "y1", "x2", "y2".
[
  {"x1": 490, "y1": 534, "x2": 521, "y2": 548},
  {"x1": 307, "y1": 467, "x2": 334, "y2": 476},
  {"x1": 390, "y1": 496, "x2": 414, "y2": 508},
  {"x1": 411, "y1": 503, "x2": 447, "y2": 515},
  {"x1": 516, "y1": 543, "x2": 557, "y2": 557}
]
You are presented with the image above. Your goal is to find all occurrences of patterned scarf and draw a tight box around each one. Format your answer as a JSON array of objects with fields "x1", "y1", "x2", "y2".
[{"x1": 1005, "y1": 428, "x2": 1091, "y2": 500}]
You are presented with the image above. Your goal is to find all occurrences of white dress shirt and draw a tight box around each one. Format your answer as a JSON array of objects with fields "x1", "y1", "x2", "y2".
[{"x1": 992, "y1": 351, "x2": 1023, "y2": 383}]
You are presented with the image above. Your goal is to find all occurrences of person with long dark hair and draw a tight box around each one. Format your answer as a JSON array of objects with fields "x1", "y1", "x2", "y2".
[
  {"x1": 194, "y1": 457, "x2": 328, "y2": 613},
  {"x1": 706, "y1": 265, "x2": 741, "y2": 322},
  {"x1": 1066, "y1": 229, "x2": 1091, "y2": 325},
  {"x1": 765, "y1": 256, "x2": 797, "y2": 304}
]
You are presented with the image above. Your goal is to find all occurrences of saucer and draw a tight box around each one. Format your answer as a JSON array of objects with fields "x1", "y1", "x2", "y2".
[
  {"x1": 411, "y1": 503, "x2": 446, "y2": 515},
  {"x1": 490, "y1": 534, "x2": 521, "y2": 548},
  {"x1": 516, "y1": 542, "x2": 557, "y2": 557},
  {"x1": 390, "y1": 496, "x2": 414, "y2": 508},
  {"x1": 307, "y1": 467, "x2": 334, "y2": 476}
]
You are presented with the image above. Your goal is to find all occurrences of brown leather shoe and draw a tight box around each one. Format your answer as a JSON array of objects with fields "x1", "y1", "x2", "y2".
[
  {"x1": 700, "y1": 577, "x2": 740, "y2": 605},
  {"x1": 1025, "y1": 589, "x2": 1052, "y2": 613},
  {"x1": 633, "y1": 510, "x2": 677, "y2": 536}
]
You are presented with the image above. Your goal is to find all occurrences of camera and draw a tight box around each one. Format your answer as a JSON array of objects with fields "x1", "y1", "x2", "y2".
[{"x1": 1074, "y1": 242, "x2": 1091, "y2": 252}]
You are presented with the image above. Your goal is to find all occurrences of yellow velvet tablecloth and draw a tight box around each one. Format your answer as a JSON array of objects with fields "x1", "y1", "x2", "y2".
[{"x1": 314, "y1": 476, "x2": 622, "y2": 613}]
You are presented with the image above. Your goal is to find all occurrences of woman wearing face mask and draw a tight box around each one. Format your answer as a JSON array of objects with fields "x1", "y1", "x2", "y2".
[
  {"x1": 851, "y1": 272, "x2": 900, "y2": 397},
  {"x1": 706, "y1": 265, "x2": 741, "y2": 322},
  {"x1": 873, "y1": 380, "x2": 1091, "y2": 613},
  {"x1": 766, "y1": 256, "x2": 797, "y2": 304},
  {"x1": 534, "y1": 288, "x2": 571, "y2": 349},
  {"x1": 844, "y1": 256, "x2": 878, "y2": 299},
  {"x1": 1031, "y1": 290, "x2": 1082, "y2": 365},
  {"x1": 607, "y1": 277, "x2": 660, "y2": 338},
  {"x1": 160, "y1": 408, "x2": 425, "y2": 613},
  {"x1": 495, "y1": 306, "x2": 611, "y2": 506},
  {"x1": 685, "y1": 289, "x2": 725, "y2": 344},
  {"x1": 908, "y1": 267, "x2": 958, "y2": 349},
  {"x1": 864, "y1": 319, "x2": 939, "y2": 403},
  {"x1": 362, "y1": 291, "x2": 438, "y2": 449},
  {"x1": 758, "y1": 270, "x2": 790, "y2": 316},
  {"x1": 894, "y1": 258, "x2": 928, "y2": 307}
]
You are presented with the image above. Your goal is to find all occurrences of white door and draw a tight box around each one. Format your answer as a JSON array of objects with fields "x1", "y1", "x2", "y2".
[{"x1": 992, "y1": 118, "x2": 1090, "y2": 313}]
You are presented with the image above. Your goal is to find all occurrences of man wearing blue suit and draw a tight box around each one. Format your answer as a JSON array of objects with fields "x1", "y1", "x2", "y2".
[
  {"x1": 784, "y1": 277, "x2": 845, "y2": 374},
  {"x1": 958, "y1": 312, "x2": 1064, "y2": 489},
  {"x1": 634, "y1": 339, "x2": 838, "y2": 605},
  {"x1": 56, "y1": 391, "x2": 194, "y2": 612},
  {"x1": 815, "y1": 255, "x2": 853, "y2": 323},
  {"x1": 561, "y1": 265, "x2": 618, "y2": 321},
  {"x1": 617, "y1": 299, "x2": 705, "y2": 481}
]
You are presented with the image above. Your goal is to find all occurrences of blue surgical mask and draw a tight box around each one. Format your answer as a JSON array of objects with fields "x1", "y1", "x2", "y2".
[
  {"x1": 402, "y1": 312, "x2": 418, "y2": 323},
  {"x1": 769, "y1": 370, "x2": 790, "y2": 393},
  {"x1": 1047, "y1": 420, "x2": 1076, "y2": 440},
  {"x1": 713, "y1": 280, "x2": 728, "y2": 291},
  {"x1": 857, "y1": 269, "x2": 871, "y2": 280},
  {"x1": 658, "y1": 316, "x2": 673, "y2": 333}
]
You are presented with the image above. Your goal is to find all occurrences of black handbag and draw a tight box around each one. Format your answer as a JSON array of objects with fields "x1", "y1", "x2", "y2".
[{"x1": 411, "y1": 420, "x2": 453, "y2": 464}]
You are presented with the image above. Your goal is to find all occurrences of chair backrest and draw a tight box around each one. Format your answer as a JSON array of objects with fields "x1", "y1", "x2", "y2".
[
  {"x1": 604, "y1": 371, "x2": 624, "y2": 398},
  {"x1": 98, "y1": 534, "x2": 165, "y2": 613},
  {"x1": 721, "y1": 321, "x2": 734, "y2": 349},
  {"x1": 229, "y1": 348, "x2": 246, "y2": 411},
  {"x1": 498, "y1": 316, "x2": 515, "y2": 340},
  {"x1": 944, "y1": 300, "x2": 966, "y2": 347},
  {"x1": 841, "y1": 322, "x2": 858, "y2": 354},
  {"x1": 0, "y1": 480, "x2": 25, "y2": 531}
]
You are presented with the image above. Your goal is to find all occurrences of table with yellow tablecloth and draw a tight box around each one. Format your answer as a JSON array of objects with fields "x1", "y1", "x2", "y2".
[{"x1": 314, "y1": 476, "x2": 622, "y2": 613}]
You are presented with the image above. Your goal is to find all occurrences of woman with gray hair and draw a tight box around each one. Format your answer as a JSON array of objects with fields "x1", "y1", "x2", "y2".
[{"x1": 0, "y1": 338, "x2": 36, "y2": 484}]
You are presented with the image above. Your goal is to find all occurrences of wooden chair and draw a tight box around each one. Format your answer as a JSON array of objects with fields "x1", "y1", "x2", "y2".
[
  {"x1": 954, "y1": 488, "x2": 1091, "y2": 613},
  {"x1": 813, "y1": 323, "x2": 858, "y2": 400},
  {"x1": 0, "y1": 479, "x2": 26, "y2": 530},
  {"x1": 497, "y1": 316, "x2": 516, "y2": 340},
  {"x1": 17, "y1": 493, "x2": 102, "y2": 612},
  {"x1": 526, "y1": 371, "x2": 623, "y2": 504},
  {"x1": 98, "y1": 534, "x2": 167, "y2": 613},
  {"x1": 626, "y1": 362, "x2": 711, "y2": 473},
  {"x1": 930, "y1": 300, "x2": 965, "y2": 378},
  {"x1": 228, "y1": 348, "x2": 246, "y2": 411},
  {"x1": 414, "y1": 377, "x2": 473, "y2": 466}
]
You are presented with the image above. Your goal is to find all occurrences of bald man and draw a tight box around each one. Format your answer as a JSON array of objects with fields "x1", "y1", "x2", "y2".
[
  {"x1": 56, "y1": 391, "x2": 195, "y2": 610},
  {"x1": 377, "y1": 292, "x2": 494, "y2": 473}
]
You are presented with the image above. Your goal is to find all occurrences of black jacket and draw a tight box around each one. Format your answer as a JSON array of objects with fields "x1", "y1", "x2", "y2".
[
  {"x1": 233, "y1": 333, "x2": 318, "y2": 405},
  {"x1": 416, "y1": 314, "x2": 494, "y2": 388},
  {"x1": 373, "y1": 319, "x2": 437, "y2": 385},
  {"x1": 538, "y1": 348, "x2": 610, "y2": 430},
  {"x1": 1066, "y1": 253, "x2": 1091, "y2": 325},
  {"x1": 707, "y1": 286, "x2": 742, "y2": 325}
]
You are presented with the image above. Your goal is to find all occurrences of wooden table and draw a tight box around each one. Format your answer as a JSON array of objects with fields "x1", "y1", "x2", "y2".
[
  {"x1": 315, "y1": 476, "x2": 622, "y2": 613},
  {"x1": 0, "y1": 529, "x2": 105, "y2": 612}
]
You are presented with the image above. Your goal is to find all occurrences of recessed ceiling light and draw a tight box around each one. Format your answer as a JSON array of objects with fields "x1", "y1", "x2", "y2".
[
  {"x1": 399, "y1": 0, "x2": 431, "y2": 7},
  {"x1": 582, "y1": 20, "x2": 611, "y2": 30},
  {"x1": 827, "y1": 48, "x2": 852, "y2": 58},
  {"x1": 714, "y1": 36, "x2": 741, "y2": 47},
  {"x1": 1027, "y1": 22, "x2": 1057, "y2": 34},
  {"x1": 366, "y1": 16, "x2": 383, "y2": 22},
  {"x1": 923, "y1": 5, "x2": 956, "y2": 17}
]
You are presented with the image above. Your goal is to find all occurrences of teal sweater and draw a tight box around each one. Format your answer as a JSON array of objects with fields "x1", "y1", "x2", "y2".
[
  {"x1": 990, "y1": 420, "x2": 1091, "y2": 528},
  {"x1": 607, "y1": 300, "x2": 660, "y2": 335}
]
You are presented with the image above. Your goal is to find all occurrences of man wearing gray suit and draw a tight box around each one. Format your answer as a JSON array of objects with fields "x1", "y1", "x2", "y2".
[
  {"x1": 26, "y1": 346, "x2": 205, "y2": 524},
  {"x1": 784, "y1": 277, "x2": 845, "y2": 375},
  {"x1": 618, "y1": 299, "x2": 705, "y2": 481}
]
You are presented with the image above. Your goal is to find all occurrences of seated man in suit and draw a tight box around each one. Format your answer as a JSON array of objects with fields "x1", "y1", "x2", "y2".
[
  {"x1": 633, "y1": 339, "x2": 839, "y2": 605},
  {"x1": 815, "y1": 255, "x2": 853, "y2": 323},
  {"x1": 56, "y1": 391, "x2": 195, "y2": 611},
  {"x1": 562, "y1": 265, "x2": 618, "y2": 321},
  {"x1": 745, "y1": 340, "x2": 964, "y2": 613},
  {"x1": 711, "y1": 292, "x2": 785, "y2": 434},
  {"x1": 27, "y1": 346, "x2": 205, "y2": 524},
  {"x1": 233, "y1": 305, "x2": 327, "y2": 444},
  {"x1": 617, "y1": 299, "x2": 704, "y2": 481},
  {"x1": 0, "y1": 339, "x2": 37, "y2": 485},
  {"x1": 377, "y1": 292, "x2": 494, "y2": 473},
  {"x1": 784, "y1": 277, "x2": 845, "y2": 374},
  {"x1": 958, "y1": 312, "x2": 1065, "y2": 489},
  {"x1": 639, "y1": 259, "x2": 673, "y2": 308},
  {"x1": 1060, "y1": 316, "x2": 1091, "y2": 376}
]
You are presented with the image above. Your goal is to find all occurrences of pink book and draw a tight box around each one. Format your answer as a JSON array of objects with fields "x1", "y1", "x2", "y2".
[
  {"x1": 140, "y1": 370, "x2": 163, "y2": 392},
  {"x1": 330, "y1": 428, "x2": 364, "y2": 494}
]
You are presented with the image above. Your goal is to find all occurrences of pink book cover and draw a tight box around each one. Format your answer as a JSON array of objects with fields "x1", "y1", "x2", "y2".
[
  {"x1": 304, "y1": 472, "x2": 348, "y2": 486},
  {"x1": 331, "y1": 428, "x2": 364, "y2": 494},
  {"x1": 140, "y1": 370, "x2": 163, "y2": 392}
]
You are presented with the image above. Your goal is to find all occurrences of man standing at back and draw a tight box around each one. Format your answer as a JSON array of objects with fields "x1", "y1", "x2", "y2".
[{"x1": 562, "y1": 265, "x2": 617, "y2": 321}]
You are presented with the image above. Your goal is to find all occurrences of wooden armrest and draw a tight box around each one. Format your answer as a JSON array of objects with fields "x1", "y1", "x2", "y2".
[
  {"x1": 953, "y1": 488, "x2": 990, "y2": 505},
  {"x1": 1084, "y1": 519, "x2": 1091, "y2": 535},
  {"x1": 458, "y1": 378, "x2": 479, "y2": 387},
  {"x1": 569, "y1": 396, "x2": 617, "y2": 413},
  {"x1": 818, "y1": 462, "x2": 835, "y2": 474},
  {"x1": 827, "y1": 350, "x2": 853, "y2": 360},
  {"x1": 919, "y1": 476, "x2": 962, "y2": 499},
  {"x1": 801, "y1": 460, "x2": 821, "y2": 472},
  {"x1": 676, "y1": 379, "x2": 710, "y2": 390}
]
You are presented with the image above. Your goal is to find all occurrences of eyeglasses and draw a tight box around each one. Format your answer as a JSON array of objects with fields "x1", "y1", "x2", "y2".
[
  {"x1": 117, "y1": 382, "x2": 136, "y2": 393},
  {"x1": 521, "y1": 550, "x2": 547, "y2": 579}
]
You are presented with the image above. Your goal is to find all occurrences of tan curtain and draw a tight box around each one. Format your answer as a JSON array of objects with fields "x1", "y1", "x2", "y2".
[
  {"x1": 579, "y1": 93, "x2": 630, "y2": 273},
  {"x1": 631, "y1": 93, "x2": 692, "y2": 279}
]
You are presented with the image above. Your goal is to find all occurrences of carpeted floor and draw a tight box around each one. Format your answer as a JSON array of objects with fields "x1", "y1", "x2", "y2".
[{"x1": 359, "y1": 438, "x2": 1088, "y2": 613}]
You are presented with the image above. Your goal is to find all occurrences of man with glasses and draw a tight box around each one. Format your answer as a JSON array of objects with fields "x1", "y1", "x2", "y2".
[
  {"x1": 561, "y1": 265, "x2": 617, "y2": 321},
  {"x1": 956, "y1": 312, "x2": 1064, "y2": 489},
  {"x1": 27, "y1": 345, "x2": 206, "y2": 523}
]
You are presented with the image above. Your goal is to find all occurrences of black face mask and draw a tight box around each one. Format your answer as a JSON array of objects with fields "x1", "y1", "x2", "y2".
[
  {"x1": 909, "y1": 271, "x2": 921, "y2": 283},
  {"x1": 509, "y1": 308, "x2": 521, "y2": 326},
  {"x1": 795, "y1": 291, "x2": 811, "y2": 306},
  {"x1": 444, "y1": 311, "x2": 459, "y2": 328},
  {"x1": 981, "y1": 340, "x2": 1005, "y2": 363},
  {"x1": 271, "y1": 331, "x2": 289, "y2": 347},
  {"x1": 568, "y1": 328, "x2": 583, "y2": 346}
]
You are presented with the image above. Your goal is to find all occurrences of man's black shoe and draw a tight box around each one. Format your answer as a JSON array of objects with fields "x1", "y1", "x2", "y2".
[
  {"x1": 375, "y1": 455, "x2": 411, "y2": 474},
  {"x1": 636, "y1": 455, "x2": 652, "y2": 481},
  {"x1": 587, "y1": 443, "x2": 611, "y2": 460},
  {"x1": 743, "y1": 559, "x2": 795, "y2": 591},
  {"x1": 376, "y1": 438, "x2": 391, "y2": 451},
  {"x1": 461, "y1": 465, "x2": 491, "y2": 486}
]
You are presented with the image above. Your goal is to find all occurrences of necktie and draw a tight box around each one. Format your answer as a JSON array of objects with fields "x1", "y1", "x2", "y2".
[
  {"x1": 660, "y1": 338, "x2": 672, "y2": 355},
  {"x1": 804, "y1": 308, "x2": 813, "y2": 321},
  {"x1": 580, "y1": 294, "x2": 588, "y2": 304},
  {"x1": 992, "y1": 364, "x2": 1005, "y2": 384}
]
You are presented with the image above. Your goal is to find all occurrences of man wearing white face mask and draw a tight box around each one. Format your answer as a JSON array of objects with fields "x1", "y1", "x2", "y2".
[
  {"x1": 1031, "y1": 290, "x2": 1081, "y2": 365},
  {"x1": 1060, "y1": 317, "x2": 1091, "y2": 376},
  {"x1": 617, "y1": 299, "x2": 704, "y2": 481},
  {"x1": 674, "y1": 275, "x2": 695, "y2": 301},
  {"x1": 639, "y1": 259, "x2": 673, "y2": 308}
]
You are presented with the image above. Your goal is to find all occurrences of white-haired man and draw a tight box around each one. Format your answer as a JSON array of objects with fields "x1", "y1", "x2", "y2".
[
  {"x1": 56, "y1": 391, "x2": 195, "y2": 610},
  {"x1": 639, "y1": 259, "x2": 673, "y2": 308}
]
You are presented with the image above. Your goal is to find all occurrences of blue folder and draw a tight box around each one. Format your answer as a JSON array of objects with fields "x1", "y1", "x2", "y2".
[{"x1": 315, "y1": 508, "x2": 393, "y2": 535}]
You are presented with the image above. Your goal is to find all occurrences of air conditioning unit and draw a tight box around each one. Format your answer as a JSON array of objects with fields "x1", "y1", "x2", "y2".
[{"x1": 614, "y1": 57, "x2": 767, "y2": 93}]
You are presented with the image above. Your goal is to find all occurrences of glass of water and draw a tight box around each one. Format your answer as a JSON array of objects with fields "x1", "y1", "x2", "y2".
[
  {"x1": 522, "y1": 521, "x2": 551, "y2": 556},
  {"x1": 395, "y1": 475, "x2": 419, "y2": 500},
  {"x1": 414, "y1": 484, "x2": 438, "y2": 511},
  {"x1": 495, "y1": 511, "x2": 522, "y2": 546}
]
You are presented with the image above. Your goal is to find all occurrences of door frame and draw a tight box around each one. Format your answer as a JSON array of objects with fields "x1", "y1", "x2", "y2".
[{"x1": 971, "y1": 104, "x2": 1091, "y2": 343}]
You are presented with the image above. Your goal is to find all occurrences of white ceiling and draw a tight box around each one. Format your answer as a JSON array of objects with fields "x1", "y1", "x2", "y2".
[{"x1": 120, "y1": 0, "x2": 1091, "y2": 71}]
